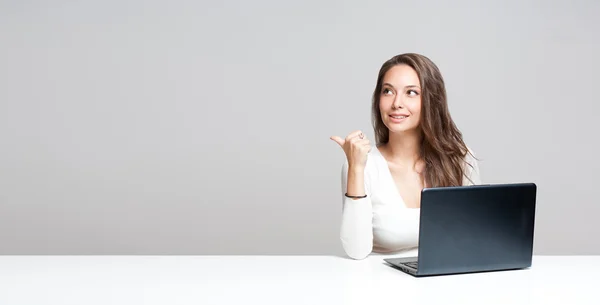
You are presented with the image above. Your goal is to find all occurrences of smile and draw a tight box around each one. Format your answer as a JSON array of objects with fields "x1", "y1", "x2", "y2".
[{"x1": 389, "y1": 114, "x2": 409, "y2": 123}]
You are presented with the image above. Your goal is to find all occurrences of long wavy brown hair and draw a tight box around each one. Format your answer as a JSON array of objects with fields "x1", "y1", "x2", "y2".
[{"x1": 371, "y1": 53, "x2": 475, "y2": 187}]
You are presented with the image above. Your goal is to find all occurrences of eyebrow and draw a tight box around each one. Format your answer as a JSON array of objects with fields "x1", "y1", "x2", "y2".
[{"x1": 383, "y1": 82, "x2": 421, "y2": 89}]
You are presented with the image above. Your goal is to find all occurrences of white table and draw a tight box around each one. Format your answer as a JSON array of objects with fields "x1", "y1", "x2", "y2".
[{"x1": 0, "y1": 255, "x2": 598, "y2": 305}]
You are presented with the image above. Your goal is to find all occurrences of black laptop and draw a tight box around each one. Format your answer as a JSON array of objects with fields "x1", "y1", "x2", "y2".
[{"x1": 384, "y1": 183, "x2": 537, "y2": 277}]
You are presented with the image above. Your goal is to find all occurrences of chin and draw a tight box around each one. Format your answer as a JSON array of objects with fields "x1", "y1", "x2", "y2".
[
  {"x1": 388, "y1": 126, "x2": 415, "y2": 134},
  {"x1": 384, "y1": 121, "x2": 417, "y2": 134}
]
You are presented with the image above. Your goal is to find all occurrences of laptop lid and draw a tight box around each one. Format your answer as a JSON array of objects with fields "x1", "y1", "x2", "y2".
[{"x1": 416, "y1": 183, "x2": 537, "y2": 276}]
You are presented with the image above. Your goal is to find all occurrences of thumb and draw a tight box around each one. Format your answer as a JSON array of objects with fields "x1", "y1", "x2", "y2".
[{"x1": 330, "y1": 136, "x2": 345, "y2": 147}]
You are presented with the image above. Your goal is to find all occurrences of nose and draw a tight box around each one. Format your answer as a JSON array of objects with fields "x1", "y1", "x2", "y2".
[{"x1": 392, "y1": 95, "x2": 404, "y2": 109}]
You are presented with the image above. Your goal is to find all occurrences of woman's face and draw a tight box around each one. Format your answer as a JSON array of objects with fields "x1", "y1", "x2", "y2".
[{"x1": 379, "y1": 64, "x2": 422, "y2": 134}]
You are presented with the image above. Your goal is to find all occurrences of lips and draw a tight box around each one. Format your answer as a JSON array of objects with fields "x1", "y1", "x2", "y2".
[{"x1": 388, "y1": 113, "x2": 409, "y2": 123}]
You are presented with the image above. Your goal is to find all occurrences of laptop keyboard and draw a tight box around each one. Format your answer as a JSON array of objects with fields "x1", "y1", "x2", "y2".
[{"x1": 403, "y1": 261, "x2": 418, "y2": 269}]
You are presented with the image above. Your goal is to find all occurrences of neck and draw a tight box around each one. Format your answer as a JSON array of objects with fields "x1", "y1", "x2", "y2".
[{"x1": 384, "y1": 129, "x2": 423, "y2": 164}]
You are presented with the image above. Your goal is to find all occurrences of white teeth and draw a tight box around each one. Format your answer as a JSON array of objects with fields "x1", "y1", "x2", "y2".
[{"x1": 392, "y1": 116, "x2": 407, "y2": 119}]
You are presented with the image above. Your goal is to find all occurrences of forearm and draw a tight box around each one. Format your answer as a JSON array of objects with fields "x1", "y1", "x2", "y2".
[
  {"x1": 345, "y1": 166, "x2": 366, "y2": 198},
  {"x1": 339, "y1": 161, "x2": 373, "y2": 260},
  {"x1": 340, "y1": 192, "x2": 373, "y2": 260}
]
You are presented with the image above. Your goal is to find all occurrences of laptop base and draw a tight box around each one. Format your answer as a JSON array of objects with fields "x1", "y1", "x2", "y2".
[
  {"x1": 384, "y1": 256, "x2": 531, "y2": 277},
  {"x1": 383, "y1": 257, "x2": 418, "y2": 276}
]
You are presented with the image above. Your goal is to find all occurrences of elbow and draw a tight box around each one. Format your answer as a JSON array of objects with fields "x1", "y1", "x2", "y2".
[
  {"x1": 346, "y1": 251, "x2": 370, "y2": 260},
  {"x1": 340, "y1": 237, "x2": 372, "y2": 260}
]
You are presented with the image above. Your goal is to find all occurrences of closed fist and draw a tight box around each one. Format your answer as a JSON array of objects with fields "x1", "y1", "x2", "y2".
[{"x1": 330, "y1": 130, "x2": 371, "y2": 170}]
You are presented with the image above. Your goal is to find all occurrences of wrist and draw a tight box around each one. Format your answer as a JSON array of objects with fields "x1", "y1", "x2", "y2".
[
  {"x1": 348, "y1": 164, "x2": 365, "y2": 173},
  {"x1": 345, "y1": 193, "x2": 367, "y2": 199}
]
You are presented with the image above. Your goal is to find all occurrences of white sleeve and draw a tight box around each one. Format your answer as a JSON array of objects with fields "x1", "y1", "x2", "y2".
[
  {"x1": 339, "y1": 160, "x2": 373, "y2": 260},
  {"x1": 463, "y1": 148, "x2": 482, "y2": 185}
]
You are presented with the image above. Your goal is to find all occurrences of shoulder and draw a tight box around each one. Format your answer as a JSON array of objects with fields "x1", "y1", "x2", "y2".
[
  {"x1": 462, "y1": 145, "x2": 482, "y2": 185},
  {"x1": 464, "y1": 145, "x2": 482, "y2": 167},
  {"x1": 464, "y1": 146, "x2": 477, "y2": 165}
]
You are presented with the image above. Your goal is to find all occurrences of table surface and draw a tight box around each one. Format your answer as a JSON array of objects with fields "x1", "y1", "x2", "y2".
[{"x1": 1, "y1": 254, "x2": 598, "y2": 305}]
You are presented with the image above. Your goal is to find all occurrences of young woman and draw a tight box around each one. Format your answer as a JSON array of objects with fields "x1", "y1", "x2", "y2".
[{"x1": 330, "y1": 53, "x2": 481, "y2": 260}]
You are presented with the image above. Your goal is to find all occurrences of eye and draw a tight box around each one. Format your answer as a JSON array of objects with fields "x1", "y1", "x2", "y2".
[
  {"x1": 382, "y1": 88, "x2": 394, "y2": 95},
  {"x1": 407, "y1": 89, "x2": 419, "y2": 97}
]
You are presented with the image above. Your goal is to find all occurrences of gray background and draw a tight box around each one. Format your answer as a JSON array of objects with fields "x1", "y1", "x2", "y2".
[{"x1": 1, "y1": 0, "x2": 598, "y2": 255}]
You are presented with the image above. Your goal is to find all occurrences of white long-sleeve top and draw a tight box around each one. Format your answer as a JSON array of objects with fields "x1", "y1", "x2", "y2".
[{"x1": 339, "y1": 146, "x2": 482, "y2": 260}]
